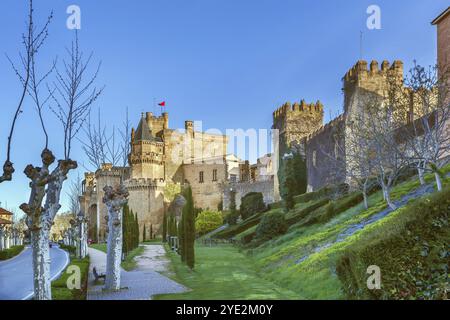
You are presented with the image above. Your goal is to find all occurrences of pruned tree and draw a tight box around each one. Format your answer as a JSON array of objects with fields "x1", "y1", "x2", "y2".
[
  {"x1": 15, "y1": 3, "x2": 103, "y2": 299},
  {"x1": 1, "y1": 0, "x2": 52, "y2": 183},
  {"x1": 79, "y1": 108, "x2": 131, "y2": 291},
  {"x1": 350, "y1": 90, "x2": 409, "y2": 210},
  {"x1": 68, "y1": 175, "x2": 88, "y2": 258}
]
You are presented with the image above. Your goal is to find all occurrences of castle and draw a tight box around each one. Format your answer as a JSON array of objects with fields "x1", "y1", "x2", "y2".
[
  {"x1": 80, "y1": 112, "x2": 229, "y2": 242},
  {"x1": 273, "y1": 59, "x2": 438, "y2": 192}
]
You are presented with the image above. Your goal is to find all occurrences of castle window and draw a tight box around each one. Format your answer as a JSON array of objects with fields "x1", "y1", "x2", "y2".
[
  {"x1": 199, "y1": 171, "x2": 204, "y2": 183},
  {"x1": 212, "y1": 169, "x2": 218, "y2": 182},
  {"x1": 312, "y1": 150, "x2": 317, "y2": 167}
]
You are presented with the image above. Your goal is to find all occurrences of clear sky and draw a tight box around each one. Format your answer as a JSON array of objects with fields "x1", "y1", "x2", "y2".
[{"x1": 0, "y1": 0, "x2": 447, "y2": 215}]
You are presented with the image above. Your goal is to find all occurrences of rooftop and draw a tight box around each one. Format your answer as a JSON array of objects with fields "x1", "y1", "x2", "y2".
[{"x1": 431, "y1": 6, "x2": 450, "y2": 25}]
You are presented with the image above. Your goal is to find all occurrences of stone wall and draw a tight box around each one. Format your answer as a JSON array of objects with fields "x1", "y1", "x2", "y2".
[
  {"x1": 183, "y1": 162, "x2": 227, "y2": 210},
  {"x1": 222, "y1": 178, "x2": 275, "y2": 210},
  {"x1": 126, "y1": 178, "x2": 165, "y2": 241},
  {"x1": 272, "y1": 100, "x2": 324, "y2": 154},
  {"x1": 305, "y1": 115, "x2": 346, "y2": 192}
]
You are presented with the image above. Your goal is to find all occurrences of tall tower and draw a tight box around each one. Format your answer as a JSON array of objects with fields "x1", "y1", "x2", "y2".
[
  {"x1": 129, "y1": 113, "x2": 165, "y2": 179},
  {"x1": 272, "y1": 100, "x2": 324, "y2": 154}
]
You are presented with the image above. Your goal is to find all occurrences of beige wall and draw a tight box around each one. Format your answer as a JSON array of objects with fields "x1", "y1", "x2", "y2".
[{"x1": 183, "y1": 162, "x2": 227, "y2": 210}]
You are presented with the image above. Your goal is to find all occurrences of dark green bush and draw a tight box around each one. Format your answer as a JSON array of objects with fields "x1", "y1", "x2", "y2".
[
  {"x1": 293, "y1": 186, "x2": 332, "y2": 204},
  {"x1": 254, "y1": 211, "x2": 288, "y2": 242},
  {"x1": 59, "y1": 244, "x2": 76, "y2": 256},
  {"x1": 240, "y1": 192, "x2": 266, "y2": 220},
  {"x1": 336, "y1": 186, "x2": 450, "y2": 300},
  {"x1": 0, "y1": 245, "x2": 24, "y2": 260},
  {"x1": 214, "y1": 212, "x2": 264, "y2": 239},
  {"x1": 285, "y1": 198, "x2": 330, "y2": 225}
]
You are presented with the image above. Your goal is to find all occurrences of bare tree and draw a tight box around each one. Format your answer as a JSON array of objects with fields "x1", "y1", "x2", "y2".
[
  {"x1": 79, "y1": 108, "x2": 131, "y2": 290},
  {"x1": 17, "y1": 11, "x2": 103, "y2": 298},
  {"x1": 1, "y1": 0, "x2": 52, "y2": 183},
  {"x1": 402, "y1": 63, "x2": 450, "y2": 190}
]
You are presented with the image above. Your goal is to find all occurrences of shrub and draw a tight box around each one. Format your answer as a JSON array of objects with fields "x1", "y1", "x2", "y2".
[
  {"x1": 214, "y1": 211, "x2": 265, "y2": 239},
  {"x1": 195, "y1": 210, "x2": 223, "y2": 236},
  {"x1": 59, "y1": 244, "x2": 76, "y2": 256},
  {"x1": 240, "y1": 192, "x2": 266, "y2": 220},
  {"x1": 336, "y1": 186, "x2": 450, "y2": 300},
  {"x1": 254, "y1": 211, "x2": 288, "y2": 242},
  {"x1": 285, "y1": 198, "x2": 330, "y2": 225},
  {"x1": 0, "y1": 245, "x2": 24, "y2": 260}
]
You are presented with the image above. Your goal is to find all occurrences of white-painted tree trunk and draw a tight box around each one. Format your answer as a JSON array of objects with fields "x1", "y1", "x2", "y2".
[
  {"x1": 31, "y1": 225, "x2": 52, "y2": 300},
  {"x1": 434, "y1": 172, "x2": 443, "y2": 191},
  {"x1": 103, "y1": 185, "x2": 128, "y2": 291},
  {"x1": 418, "y1": 166, "x2": 425, "y2": 185},
  {"x1": 0, "y1": 228, "x2": 4, "y2": 251}
]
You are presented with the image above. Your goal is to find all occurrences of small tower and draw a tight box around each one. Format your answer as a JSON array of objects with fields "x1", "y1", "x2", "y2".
[
  {"x1": 272, "y1": 100, "x2": 324, "y2": 153},
  {"x1": 129, "y1": 113, "x2": 165, "y2": 179}
]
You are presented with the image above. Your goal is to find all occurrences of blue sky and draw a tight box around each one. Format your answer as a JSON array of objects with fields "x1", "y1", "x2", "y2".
[{"x1": 0, "y1": 0, "x2": 447, "y2": 214}]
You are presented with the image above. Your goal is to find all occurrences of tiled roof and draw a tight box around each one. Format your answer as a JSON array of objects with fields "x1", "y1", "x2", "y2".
[
  {"x1": 432, "y1": 6, "x2": 450, "y2": 25},
  {"x1": 0, "y1": 207, "x2": 13, "y2": 215}
]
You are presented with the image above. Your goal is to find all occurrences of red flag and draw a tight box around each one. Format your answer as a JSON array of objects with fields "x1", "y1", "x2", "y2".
[{"x1": 158, "y1": 101, "x2": 166, "y2": 107}]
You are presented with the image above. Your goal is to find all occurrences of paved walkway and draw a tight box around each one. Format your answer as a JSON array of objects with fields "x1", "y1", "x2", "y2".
[{"x1": 87, "y1": 245, "x2": 186, "y2": 300}]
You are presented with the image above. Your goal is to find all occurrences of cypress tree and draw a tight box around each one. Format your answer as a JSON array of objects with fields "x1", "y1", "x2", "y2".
[
  {"x1": 143, "y1": 224, "x2": 146, "y2": 242},
  {"x1": 135, "y1": 212, "x2": 139, "y2": 246},
  {"x1": 178, "y1": 213, "x2": 185, "y2": 261},
  {"x1": 162, "y1": 212, "x2": 167, "y2": 242},
  {"x1": 283, "y1": 158, "x2": 296, "y2": 211},
  {"x1": 150, "y1": 224, "x2": 153, "y2": 240},
  {"x1": 183, "y1": 186, "x2": 195, "y2": 269}
]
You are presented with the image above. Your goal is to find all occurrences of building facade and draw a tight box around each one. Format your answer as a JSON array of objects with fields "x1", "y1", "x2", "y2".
[{"x1": 80, "y1": 112, "x2": 228, "y2": 241}]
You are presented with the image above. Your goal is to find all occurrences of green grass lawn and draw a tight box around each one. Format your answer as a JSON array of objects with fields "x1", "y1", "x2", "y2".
[
  {"x1": 154, "y1": 244, "x2": 301, "y2": 300},
  {"x1": 88, "y1": 243, "x2": 144, "y2": 271},
  {"x1": 244, "y1": 168, "x2": 450, "y2": 299},
  {"x1": 52, "y1": 256, "x2": 90, "y2": 300}
]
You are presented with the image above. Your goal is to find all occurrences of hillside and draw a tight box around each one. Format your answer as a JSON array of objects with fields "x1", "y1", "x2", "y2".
[{"x1": 210, "y1": 167, "x2": 450, "y2": 299}]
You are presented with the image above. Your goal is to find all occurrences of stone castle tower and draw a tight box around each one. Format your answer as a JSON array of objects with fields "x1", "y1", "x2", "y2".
[
  {"x1": 272, "y1": 100, "x2": 324, "y2": 154},
  {"x1": 80, "y1": 111, "x2": 228, "y2": 242}
]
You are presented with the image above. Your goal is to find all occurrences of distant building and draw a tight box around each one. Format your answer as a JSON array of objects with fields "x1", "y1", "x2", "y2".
[{"x1": 432, "y1": 6, "x2": 450, "y2": 77}]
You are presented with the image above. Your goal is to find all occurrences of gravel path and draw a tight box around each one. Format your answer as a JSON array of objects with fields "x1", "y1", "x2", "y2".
[
  {"x1": 295, "y1": 179, "x2": 440, "y2": 265},
  {"x1": 87, "y1": 245, "x2": 186, "y2": 300}
]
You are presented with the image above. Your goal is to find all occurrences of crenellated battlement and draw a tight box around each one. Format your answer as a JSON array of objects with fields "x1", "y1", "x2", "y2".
[
  {"x1": 273, "y1": 100, "x2": 324, "y2": 123},
  {"x1": 126, "y1": 178, "x2": 165, "y2": 190},
  {"x1": 343, "y1": 60, "x2": 404, "y2": 85}
]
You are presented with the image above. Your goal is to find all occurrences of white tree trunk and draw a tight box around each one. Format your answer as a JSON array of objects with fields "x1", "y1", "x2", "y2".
[
  {"x1": 0, "y1": 228, "x2": 4, "y2": 251},
  {"x1": 383, "y1": 186, "x2": 397, "y2": 210},
  {"x1": 418, "y1": 166, "x2": 425, "y2": 185},
  {"x1": 103, "y1": 185, "x2": 129, "y2": 291},
  {"x1": 435, "y1": 172, "x2": 443, "y2": 191},
  {"x1": 31, "y1": 225, "x2": 51, "y2": 300}
]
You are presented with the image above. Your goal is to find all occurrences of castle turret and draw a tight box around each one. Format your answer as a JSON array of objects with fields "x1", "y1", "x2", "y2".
[
  {"x1": 272, "y1": 99, "x2": 324, "y2": 153},
  {"x1": 129, "y1": 114, "x2": 164, "y2": 180},
  {"x1": 343, "y1": 59, "x2": 404, "y2": 113}
]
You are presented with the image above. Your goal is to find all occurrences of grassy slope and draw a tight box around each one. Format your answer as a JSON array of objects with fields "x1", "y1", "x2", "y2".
[
  {"x1": 246, "y1": 170, "x2": 449, "y2": 299},
  {"x1": 154, "y1": 244, "x2": 300, "y2": 300}
]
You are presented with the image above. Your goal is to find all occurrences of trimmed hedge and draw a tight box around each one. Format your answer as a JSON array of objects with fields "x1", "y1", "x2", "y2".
[
  {"x1": 336, "y1": 186, "x2": 450, "y2": 300},
  {"x1": 52, "y1": 256, "x2": 90, "y2": 300},
  {"x1": 254, "y1": 211, "x2": 288, "y2": 243},
  {"x1": 240, "y1": 192, "x2": 266, "y2": 220},
  {"x1": 0, "y1": 245, "x2": 24, "y2": 260},
  {"x1": 213, "y1": 211, "x2": 265, "y2": 239},
  {"x1": 285, "y1": 198, "x2": 330, "y2": 225},
  {"x1": 293, "y1": 186, "x2": 332, "y2": 204},
  {"x1": 59, "y1": 244, "x2": 76, "y2": 256}
]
